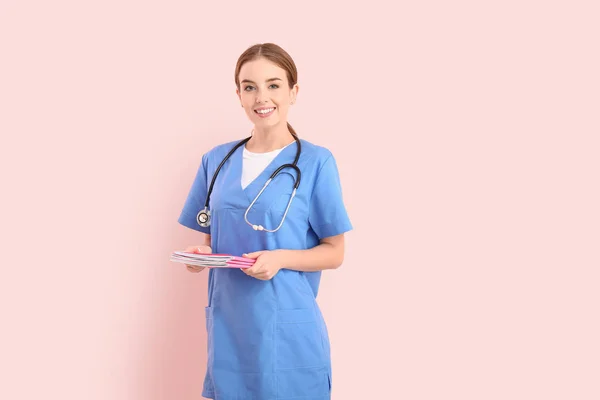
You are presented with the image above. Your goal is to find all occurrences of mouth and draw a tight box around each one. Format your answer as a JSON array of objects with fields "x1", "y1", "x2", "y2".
[{"x1": 254, "y1": 107, "x2": 276, "y2": 118}]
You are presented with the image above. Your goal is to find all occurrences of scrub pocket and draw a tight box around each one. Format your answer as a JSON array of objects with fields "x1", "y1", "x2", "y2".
[
  {"x1": 268, "y1": 170, "x2": 296, "y2": 214},
  {"x1": 275, "y1": 308, "x2": 330, "y2": 397},
  {"x1": 275, "y1": 308, "x2": 324, "y2": 369}
]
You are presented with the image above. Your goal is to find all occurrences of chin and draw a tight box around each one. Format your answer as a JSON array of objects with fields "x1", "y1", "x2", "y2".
[{"x1": 255, "y1": 118, "x2": 280, "y2": 127}]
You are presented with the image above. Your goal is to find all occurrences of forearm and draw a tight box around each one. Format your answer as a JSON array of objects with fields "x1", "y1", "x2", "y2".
[
  {"x1": 278, "y1": 240, "x2": 344, "y2": 272},
  {"x1": 193, "y1": 233, "x2": 211, "y2": 250}
]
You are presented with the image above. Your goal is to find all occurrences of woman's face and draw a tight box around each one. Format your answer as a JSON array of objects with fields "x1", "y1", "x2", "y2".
[{"x1": 237, "y1": 57, "x2": 298, "y2": 130}]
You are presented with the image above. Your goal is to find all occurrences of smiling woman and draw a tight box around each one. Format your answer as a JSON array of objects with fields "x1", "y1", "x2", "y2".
[
  {"x1": 176, "y1": 43, "x2": 352, "y2": 400},
  {"x1": 235, "y1": 45, "x2": 299, "y2": 147}
]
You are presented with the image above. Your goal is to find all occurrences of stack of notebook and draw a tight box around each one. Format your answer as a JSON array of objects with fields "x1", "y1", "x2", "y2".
[{"x1": 170, "y1": 251, "x2": 255, "y2": 269}]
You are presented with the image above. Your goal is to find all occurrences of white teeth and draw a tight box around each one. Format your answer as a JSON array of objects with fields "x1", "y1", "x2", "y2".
[{"x1": 256, "y1": 108, "x2": 274, "y2": 114}]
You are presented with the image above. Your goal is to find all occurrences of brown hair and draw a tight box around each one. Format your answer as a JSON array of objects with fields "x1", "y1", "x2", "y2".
[{"x1": 235, "y1": 43, "x2": 299, "y2": 137}]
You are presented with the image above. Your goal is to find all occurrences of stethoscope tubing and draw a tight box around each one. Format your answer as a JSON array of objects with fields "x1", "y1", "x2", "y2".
[{"x1": 198, "y1": 133, "x2": 301, "y2": 232}]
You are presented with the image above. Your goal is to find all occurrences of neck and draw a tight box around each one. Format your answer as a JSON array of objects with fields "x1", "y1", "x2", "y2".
[{"x1": 246, "y1": 123, "x2": 295, "y2": 153}]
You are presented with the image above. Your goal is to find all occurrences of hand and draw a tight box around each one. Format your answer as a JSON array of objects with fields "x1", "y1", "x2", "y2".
[
  {"x1": 183, "y1": 244, "x2": 212, "y2": 273},
  {"x1": 242, "y1": 250, "x2": 285, "y2": 280}
]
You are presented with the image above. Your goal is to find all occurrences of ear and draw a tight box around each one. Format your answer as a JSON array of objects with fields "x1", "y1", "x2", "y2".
[
  {"x1": 290, "y1": 83, "x2": 299, "y2": 104},
  {"x1": 236, "y1": 87, "x2": 243, "y2": 104}
]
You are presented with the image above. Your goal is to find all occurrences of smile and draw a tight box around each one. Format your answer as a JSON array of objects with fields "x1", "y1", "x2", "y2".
[{"x1": 254, "y1": 107, "x2": 275, "y2": 117}]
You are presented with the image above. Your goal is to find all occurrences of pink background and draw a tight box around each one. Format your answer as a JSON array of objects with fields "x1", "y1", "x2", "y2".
[{"x1": 1, "y1": 1, "x2": 599, "y2": 399}]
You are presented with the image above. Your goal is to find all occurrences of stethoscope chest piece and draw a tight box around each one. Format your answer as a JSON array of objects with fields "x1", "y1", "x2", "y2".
[{"x1": 197, "y1": 207, "x2": 211, "y2": 227}]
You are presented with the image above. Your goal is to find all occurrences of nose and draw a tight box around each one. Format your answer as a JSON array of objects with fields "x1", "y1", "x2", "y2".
[{"x1": 254, "y1": 91, "x2": 269, "y2": 104}]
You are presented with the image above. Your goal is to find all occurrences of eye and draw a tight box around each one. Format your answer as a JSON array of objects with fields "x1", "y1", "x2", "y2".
[
  {"x1": 269, "y1": 84, "x2": 279, "y2": 89},
  {"x1": 243, "y1": 86, "x2": 255, "y2": 91}
]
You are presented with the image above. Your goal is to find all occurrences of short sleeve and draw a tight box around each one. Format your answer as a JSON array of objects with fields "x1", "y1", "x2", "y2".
[
  {"x1": 308, "y1": 154, "x2": 353, "y2": 239},
  {"x1": 178, "y1": 153, "x2": 211, "y2": 234}
]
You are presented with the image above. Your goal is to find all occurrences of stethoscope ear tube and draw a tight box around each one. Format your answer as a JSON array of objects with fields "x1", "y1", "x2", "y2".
[{"x1": 270, "y1": 163, "x2": 301, "y2": 189}]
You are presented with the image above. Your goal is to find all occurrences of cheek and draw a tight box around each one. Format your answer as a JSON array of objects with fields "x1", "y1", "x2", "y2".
[
  {"x1": 242, "y1": 100, "x2": 254, "y2": 115},
  {"x1": 276, "y1": 105, "x2": 288, "y2": 116},
  {"x1": 241, "y1": 92, "x2": 253, "y2": 105}
]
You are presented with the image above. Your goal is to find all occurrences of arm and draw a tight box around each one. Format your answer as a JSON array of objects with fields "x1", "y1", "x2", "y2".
[
  {"x1": 243, "y1": 234, "x2": 345, "y2": 280},
  {"x1": 199, "y1": 233, "x2": 212, "y2": 249},
  {"x1": 177, "y1": 152, "x2": 213, "y2": 272},
  {"x1": 278, "y1": 234, "x2": 345, "y2": 272},
  {"x1": 184, "y1": 233, "x2": 211, "y2": 252}
]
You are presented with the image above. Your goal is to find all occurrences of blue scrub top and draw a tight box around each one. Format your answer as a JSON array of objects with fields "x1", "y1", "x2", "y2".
[{"x1": 178, "y1": 138, "x2": 352, "y2": 400}]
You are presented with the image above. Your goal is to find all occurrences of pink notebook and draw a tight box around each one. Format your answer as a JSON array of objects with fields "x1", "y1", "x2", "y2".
[{"x1": 170, "y1": 251, "x2": 255, "y2": 269}]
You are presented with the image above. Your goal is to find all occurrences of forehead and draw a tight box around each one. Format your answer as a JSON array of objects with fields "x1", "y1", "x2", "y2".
[{"x1": 239, "y1": 58, "x2": 287, "y2": 82}]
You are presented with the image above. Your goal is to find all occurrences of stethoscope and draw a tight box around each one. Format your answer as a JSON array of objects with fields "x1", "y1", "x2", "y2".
[{"x1": 197, "y1": 133, "x2": 301, "y2": 232}]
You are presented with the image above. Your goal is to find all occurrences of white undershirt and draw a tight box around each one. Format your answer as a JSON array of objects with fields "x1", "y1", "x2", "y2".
[{"x1": 241, "y1": 142, "x2": 294, "y2": 189}]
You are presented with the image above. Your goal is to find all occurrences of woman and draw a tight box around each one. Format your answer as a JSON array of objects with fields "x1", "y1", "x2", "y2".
[{"x1": 178, "y1": 43, "x2": 352, "y2": 400}]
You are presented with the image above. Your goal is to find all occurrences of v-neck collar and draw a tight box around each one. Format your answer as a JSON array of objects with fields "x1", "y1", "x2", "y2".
[{"x1": 234, "y1": 140, "x2": 298, "y2": 204}]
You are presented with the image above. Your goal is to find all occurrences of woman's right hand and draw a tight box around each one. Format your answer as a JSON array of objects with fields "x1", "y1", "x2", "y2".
[{"x1": 184, "y1": 244, "x2": 212, "y2": 273}]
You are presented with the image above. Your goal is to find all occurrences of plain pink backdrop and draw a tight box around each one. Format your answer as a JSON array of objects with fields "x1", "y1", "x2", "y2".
[{"x1": 1, "y1": 1, "x2": 599, "y2": 399}]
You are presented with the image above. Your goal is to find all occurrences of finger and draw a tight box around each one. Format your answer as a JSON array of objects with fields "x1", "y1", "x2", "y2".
[
  {"x1": 243, "y1": 263, "x2": 262, "y2": 275},
  {"x1": 200, "y1": 245, "x2": 212, "y2": 254},
  {"x1": 243, "y1": 251, "x2": 264, "y2": 260},
  {"x1": 184, "y1": 245, "x2": 211, "y2": 254},
  {"x1": 245, "y1": 271, "x2": 265, "y2": 280},
  {"x1": 194, "y1": 245, "x2": 212, "y2": 254},
  {"x1": 252, "y1": 261, "x2": 266, "y2": 272},
  {"x1": 255, "y1": 271, "x2": 273, "y2": 280},
  {"x1": 186, "y1": 264, "x2": 204, "y2": 272}
]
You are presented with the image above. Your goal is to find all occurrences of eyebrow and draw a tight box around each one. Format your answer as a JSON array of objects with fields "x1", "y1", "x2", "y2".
[{"x1": 240, "y1": 77, "x2": 283, "y2": 84}]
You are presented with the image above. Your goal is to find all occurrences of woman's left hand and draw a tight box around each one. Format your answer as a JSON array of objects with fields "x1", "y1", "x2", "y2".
[{"x1": 242, "y1": 250, "x2": 286, "y2": 280}]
